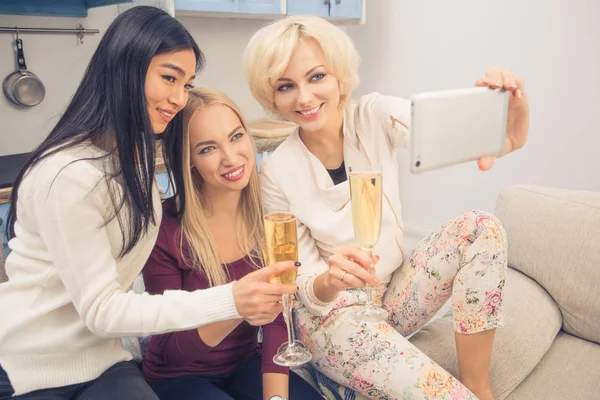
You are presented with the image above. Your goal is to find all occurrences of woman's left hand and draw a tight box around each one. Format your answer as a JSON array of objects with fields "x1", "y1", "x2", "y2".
[{"x1": 475, "y1": 67, "x2": 530, "y2": 171}]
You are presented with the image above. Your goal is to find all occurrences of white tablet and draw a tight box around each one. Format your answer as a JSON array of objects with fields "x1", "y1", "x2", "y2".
[{"x1": 409, "y1": 87, "x2": 509, "y2": 174}]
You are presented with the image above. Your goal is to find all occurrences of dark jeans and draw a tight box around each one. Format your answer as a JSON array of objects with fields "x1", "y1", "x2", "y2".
[
  {"x1": 0, "y1": 360, "x2": 158, "y2": 400},
  {"x1": 149, "y1": 354, "x2": 322, "y2": 400}
]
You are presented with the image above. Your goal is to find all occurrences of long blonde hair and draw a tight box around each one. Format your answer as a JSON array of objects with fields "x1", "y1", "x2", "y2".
[{"x1": 178, "y1": 88, "x2": 264, "y2": 287}]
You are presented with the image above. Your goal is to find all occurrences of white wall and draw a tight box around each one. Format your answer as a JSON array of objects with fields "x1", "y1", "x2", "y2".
[
  {"x1": 0, "y1": 6, "x2": 119, "y2": 156},
  {"x1": 0, "y1": 7, "x2": 268, "y2": 157},
  {"x1": 177, "y1": 16, "x2": 268, "y2": 120},
  {"x1": 346, "y1": 0, "x2": 600, "y2": 241}
]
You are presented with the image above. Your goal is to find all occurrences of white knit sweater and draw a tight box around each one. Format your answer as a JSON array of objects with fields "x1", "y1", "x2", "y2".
[{"x1": 0, "y1": 143, "x2": 240, "y2": 395}]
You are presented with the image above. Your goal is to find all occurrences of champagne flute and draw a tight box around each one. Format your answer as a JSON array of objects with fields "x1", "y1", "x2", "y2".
[
  {"x1": 349, "y1": 169, "x2": 389, "y2": 322},
  {"x1": 263, "y1": 212, "x2": 312, "y2": 367}
]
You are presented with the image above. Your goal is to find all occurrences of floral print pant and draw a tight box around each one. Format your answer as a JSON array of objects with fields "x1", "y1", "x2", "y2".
[{"x1": 295, "y1": 211, "x2": 507, "y2": 400}]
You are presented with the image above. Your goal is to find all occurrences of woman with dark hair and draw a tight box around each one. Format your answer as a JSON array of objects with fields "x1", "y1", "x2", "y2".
[{"x1": 0, "y1": 7, "x2": 296, "y2": 399}]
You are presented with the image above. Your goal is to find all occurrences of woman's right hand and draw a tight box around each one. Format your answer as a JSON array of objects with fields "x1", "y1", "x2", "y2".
[
  {"x1": 325, "y1": 246, "x2": 380, "y2": 290},
  {"x1": 232, "y1": 261, "x2": 298, "y2": 326},
  {"x1": 313, "y1": 246, "x2": 380, "y2": 303}
]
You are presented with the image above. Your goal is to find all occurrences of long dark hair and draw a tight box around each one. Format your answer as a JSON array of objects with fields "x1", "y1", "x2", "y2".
[{"x1": 6, "y1": 6, "x2": 204, "y2": 256}]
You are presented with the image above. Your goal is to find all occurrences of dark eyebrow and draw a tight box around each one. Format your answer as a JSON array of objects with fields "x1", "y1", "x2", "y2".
[
  {"x1": 227, "y1": 125, "x2": 243, "y2": 138},
  {"x1": 194, "y1": 125, "x2": 243, "y2": 149},
  {"x1": 276, "y1": 65, "x2": 325, "y2": 82},
  {"x1": 160, "y1": 63, "x2": 196, "y2": 80}
]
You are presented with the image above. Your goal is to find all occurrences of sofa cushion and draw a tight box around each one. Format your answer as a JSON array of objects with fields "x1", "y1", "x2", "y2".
[
  {"x1": 409, "y1": 267, "x2": 562, "y2": 400},
  {"x1": 495, "y1": 185, "x2": 600, "y2": 344},
  {"x1": 505, "y1": 332, "x2": 600, "y2": 400}
]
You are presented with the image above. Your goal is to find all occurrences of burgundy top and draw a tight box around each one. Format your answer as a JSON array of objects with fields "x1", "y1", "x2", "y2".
[{"x1": 141, "y1": 198, "x2": 288, "y2": 381}]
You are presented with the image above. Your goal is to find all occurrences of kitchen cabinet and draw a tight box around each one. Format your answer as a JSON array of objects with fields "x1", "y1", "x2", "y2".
[
  {"x1": 175, "y1": 0, "x2": 236, "y2": 13},
  {"x1": 0, "y1": 0, "x2": 134, "y2": 18},
  {"x1": 0, "y1": 0, "x2": 363, "y2": 21},
  {"x1": 286, "y1": 0, "x2": 328, "y2": 18},
  {"x1": 329, "y1": 0, "x2": 362, "y2": 19},
  {"x1": 175, "y1": 0, "x2": 364, "y2": 21},
  {"x1": 287, "y1": 0, "x2": 363, "y2": 19},
  {"x1": 175, "y1": 0, "x2": 285, "y2": 16},
  {"x1": 238, "y1": 0, "x2": 283, "y2": 14}
]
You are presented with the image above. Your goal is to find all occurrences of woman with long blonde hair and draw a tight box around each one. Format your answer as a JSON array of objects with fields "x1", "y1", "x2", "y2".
[
  {"x1": 141, "y1": 88, "x2": 322, "y2": 400},
  {"x1": 243, "y1": 15, "x2": 530, "y2": 400}
]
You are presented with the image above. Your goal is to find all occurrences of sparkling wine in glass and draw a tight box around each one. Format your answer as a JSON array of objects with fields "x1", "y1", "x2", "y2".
[
  {"x1": 264, "y1": 212, "x2": 312, "y2": 366},
  {"x1": 349, "y1": 170, "x2": 388, "y2": 322}
]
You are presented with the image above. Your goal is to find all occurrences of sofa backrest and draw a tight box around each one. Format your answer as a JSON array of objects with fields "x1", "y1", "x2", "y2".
[{"x1": 495, "y1": 185, "x2": 600, "y2": 344}]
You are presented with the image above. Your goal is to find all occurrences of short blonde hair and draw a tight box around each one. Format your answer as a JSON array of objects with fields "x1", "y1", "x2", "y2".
[
  {"x1": 243, "y1": 16, "x2": 360, "y2": 118},
  {"x1": 178, "y1": 88, "x2": 264, "y2": 286}
]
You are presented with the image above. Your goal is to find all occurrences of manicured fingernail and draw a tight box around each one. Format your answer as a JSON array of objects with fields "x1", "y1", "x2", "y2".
[
  {"x1": 516, "y1": 89, "x2": 522, "y2": 99},
  {"x1": 374, "y1": 279, "x2": 381, "y2": 285},
  {"x1": 294, "y1": 262, "x2": 301, "y2": 267}
]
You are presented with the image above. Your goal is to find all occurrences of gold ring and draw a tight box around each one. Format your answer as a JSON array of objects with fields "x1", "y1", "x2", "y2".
[{"x1": 340, "y1": 270, "x2": 348, "y2": 281}]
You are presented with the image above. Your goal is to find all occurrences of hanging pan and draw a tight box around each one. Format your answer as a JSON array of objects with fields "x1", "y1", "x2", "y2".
[{"x1": 3, "y1": 37, "x2": 45, "y2": 107}]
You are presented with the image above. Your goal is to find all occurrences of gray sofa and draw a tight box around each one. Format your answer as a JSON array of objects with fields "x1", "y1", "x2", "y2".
[
  {"x1": 411, "y1": 185, "x2": 600, "y2": 399},
  {"x1": 1, "y1": 185, "x2": 598, "y2": 399}
]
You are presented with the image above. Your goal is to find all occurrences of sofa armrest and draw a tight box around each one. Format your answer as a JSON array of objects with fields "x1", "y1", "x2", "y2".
[{"x1": 494, "y1": 185, "x2": 600, "y2": 344}]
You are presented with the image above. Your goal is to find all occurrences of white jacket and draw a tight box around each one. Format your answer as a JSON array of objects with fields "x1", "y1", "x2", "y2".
[{"x1": 260, "y1": 93, "x2": 411, "y2": 316}]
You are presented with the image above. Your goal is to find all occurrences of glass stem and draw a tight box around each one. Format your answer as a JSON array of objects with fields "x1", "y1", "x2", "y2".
[
  {"x1": 283, "y1": 293, "x2": 295, "y2": 348},
  {"x1": 365, "y1": 248, "x2": 374, "y2": 309}
]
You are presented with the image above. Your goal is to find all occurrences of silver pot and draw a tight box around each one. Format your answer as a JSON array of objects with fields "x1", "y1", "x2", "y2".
[{"x1": 3, "y1": 38, "x2": 45, "y2": 107}]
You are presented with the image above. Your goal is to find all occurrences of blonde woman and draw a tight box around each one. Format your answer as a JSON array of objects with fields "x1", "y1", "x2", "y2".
[
  {"x1": 141, "y1": 88, "x2": 323, "y2": 400},
  {"x1": 243, "y1": 16, "x2": 530, "y2": 400}
]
